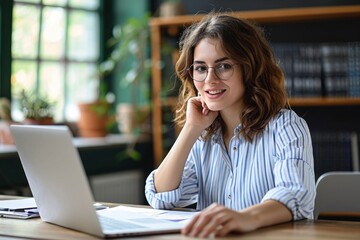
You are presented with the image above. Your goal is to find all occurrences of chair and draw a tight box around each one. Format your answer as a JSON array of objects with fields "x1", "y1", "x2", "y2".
[{"x1": 314, "y1": 171, "x2": 360, "y2": 220}]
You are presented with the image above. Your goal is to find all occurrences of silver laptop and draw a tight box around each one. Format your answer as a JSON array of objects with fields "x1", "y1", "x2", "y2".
[{"x1": 10, "y1": 125, "x2": 183, "y2": 238}]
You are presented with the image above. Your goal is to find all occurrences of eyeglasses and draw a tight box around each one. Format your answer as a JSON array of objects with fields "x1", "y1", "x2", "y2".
[{"x1": 188, "y1": 62, "x2": 237, "y2": 82}]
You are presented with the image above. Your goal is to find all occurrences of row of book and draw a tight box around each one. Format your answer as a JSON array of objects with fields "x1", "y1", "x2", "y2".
[
  {"x1": 311, "y1": 131, "x2": 359, "y2": 180},
  {"x1": 272, "y1": 42, "x2": 360, "y2": 98}
]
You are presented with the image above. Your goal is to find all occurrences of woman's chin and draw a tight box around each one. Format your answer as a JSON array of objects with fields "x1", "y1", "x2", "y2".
[{"x1": 206, "y1": 104, "x2": 222, "y2": 112}]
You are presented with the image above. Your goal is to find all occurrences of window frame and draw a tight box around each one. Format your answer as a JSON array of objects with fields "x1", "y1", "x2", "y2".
[
  {"x1": 0, "y1": 0, "x2": 13, "y2": 100},
  {"x1": 0, "y1": 0, "x2": 112, "y2": 122}
]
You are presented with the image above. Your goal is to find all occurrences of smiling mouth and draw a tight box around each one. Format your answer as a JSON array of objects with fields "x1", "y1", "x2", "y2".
[{"x1": 206, "y1": 89, "x2": 226, "y2": 95}]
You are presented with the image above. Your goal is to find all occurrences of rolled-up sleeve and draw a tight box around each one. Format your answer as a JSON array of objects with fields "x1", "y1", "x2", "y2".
[
  {"x1": 145, "y1": 154, "x2": 199, "y2": 209},
  {"x1": 262, "y1": 111, "x2": 316, "y2": 220}
]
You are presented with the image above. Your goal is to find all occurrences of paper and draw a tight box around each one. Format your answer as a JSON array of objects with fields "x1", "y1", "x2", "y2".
[
  {"x1": 0, "y1": 198, "x2": 39, "y2": 219},
  {"x1": 0, "y1": 198, "x2": 108, "y2": 220},
  {"x1": 98, "y1": 205, "x2": 198, "y2": 223},
  {"x1": 0, "y1": 198, "x2": 37, "y2": 211}
]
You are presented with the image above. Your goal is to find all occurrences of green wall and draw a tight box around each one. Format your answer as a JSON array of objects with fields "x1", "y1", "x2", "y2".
[{"x1": 111, "y1": 0, "x2": 150, "y2": 105}]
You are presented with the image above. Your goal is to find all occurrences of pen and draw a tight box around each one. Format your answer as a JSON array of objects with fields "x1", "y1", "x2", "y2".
[{"x1": 0, "y1": 210, "x2": 40, "y2": 219}]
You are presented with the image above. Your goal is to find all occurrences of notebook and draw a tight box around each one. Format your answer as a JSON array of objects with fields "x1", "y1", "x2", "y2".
[{"x1": 10, "y1": 125, "x2": 185, "y2": 238}]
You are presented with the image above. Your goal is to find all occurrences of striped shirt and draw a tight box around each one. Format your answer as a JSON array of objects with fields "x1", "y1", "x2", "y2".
[{"x1": 145, "y1": 109, "x2": 316, "y2": 220}]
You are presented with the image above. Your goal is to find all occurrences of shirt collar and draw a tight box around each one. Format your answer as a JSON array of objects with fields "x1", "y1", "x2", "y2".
[{"x1": 211, "y1": 124, "x2": 242, "y2": 144}]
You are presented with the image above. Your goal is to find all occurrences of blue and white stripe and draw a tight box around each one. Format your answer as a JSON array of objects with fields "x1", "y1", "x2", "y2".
[{"x1": 145, "y1": 109, "x2": 316, "y2": 220}]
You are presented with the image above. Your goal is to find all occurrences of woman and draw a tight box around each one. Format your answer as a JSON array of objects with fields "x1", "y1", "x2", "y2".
[{"x1": 145, "y1": 13, "x2": 315, "y2": 238}]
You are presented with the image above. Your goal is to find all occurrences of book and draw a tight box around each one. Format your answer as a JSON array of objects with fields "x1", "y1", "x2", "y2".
[
  {"x1": 311, "y1": 131, "x2": 357, "y2": 180},
  {"x1": 272, "y1": 41, "x2": 360, "y2": 98}
]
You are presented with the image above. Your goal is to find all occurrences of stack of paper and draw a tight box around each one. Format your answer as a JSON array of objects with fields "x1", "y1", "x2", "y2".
[
  {"x1": 0, "y1": 198, "x2": 108, "y2": 220},
  {"x1": 0, "y1": 198, "x2": 39, "y2": 219}
]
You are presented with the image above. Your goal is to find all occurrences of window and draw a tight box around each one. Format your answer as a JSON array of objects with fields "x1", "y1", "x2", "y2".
[{"x1": 11, "y1": 0, "x2": 100, "y2": 122}]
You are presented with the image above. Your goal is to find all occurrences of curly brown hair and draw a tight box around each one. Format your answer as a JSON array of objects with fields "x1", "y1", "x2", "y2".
[{"x1": 174, "y1": 12, "x2": 288, "y2": 142}]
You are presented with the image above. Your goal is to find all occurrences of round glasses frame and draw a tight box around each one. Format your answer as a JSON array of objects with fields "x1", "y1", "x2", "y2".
[{"x1": 188, "y1": 63, "x2": 238, "y2": 82}]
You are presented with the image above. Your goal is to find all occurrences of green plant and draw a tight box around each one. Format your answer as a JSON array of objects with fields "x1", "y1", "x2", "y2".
[
  {"x1": 98, "y1": 13, "x2": 151, "y2": 105},
  {"x1": 97, "y1": 13, "x2": 152, "y2": 160},
  {"x1": 19, "y1": 90, "x2": 55, "y2": 120}
]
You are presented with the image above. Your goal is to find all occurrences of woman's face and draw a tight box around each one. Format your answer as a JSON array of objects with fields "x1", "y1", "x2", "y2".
[{"x1": 192, "y1": 38, "x2": 245, "y2": 115}]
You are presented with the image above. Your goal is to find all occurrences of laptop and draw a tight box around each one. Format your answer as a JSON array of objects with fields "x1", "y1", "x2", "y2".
[{"x1": 10, "y1": 125, "x2": 185, "y2": 238}]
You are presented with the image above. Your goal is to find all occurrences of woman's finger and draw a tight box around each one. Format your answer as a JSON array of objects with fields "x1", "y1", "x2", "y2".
[
  {"x1": 187, "y1": 212, "x2": 213, "y2": 237},
  {"x1": 181, "y1": 212, "x2": 200, "y2": 235},
  {"x1": 185, "y1": 204, "x2": 226, "y2": 237},
  {"x1": 197, "y1": 212, "x2": 231, "y2": 238}
]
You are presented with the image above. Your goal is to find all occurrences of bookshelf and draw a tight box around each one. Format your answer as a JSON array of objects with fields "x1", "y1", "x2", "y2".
[{"x1": 149, "y1": 5, "x2": 360, "y2": 167}]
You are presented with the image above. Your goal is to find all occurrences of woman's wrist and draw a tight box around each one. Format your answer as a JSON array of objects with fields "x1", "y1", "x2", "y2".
[
  {"x1": 182, "y1": 123, "x2": 204, "y2": 138},
  {"x1": 241, "y1": 200, "x2": 292, "y2": 230}
]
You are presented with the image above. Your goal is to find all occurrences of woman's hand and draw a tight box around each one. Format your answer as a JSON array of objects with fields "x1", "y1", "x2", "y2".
[
  {"x1": 185, "y1": 96, "x2": 218, "y2": 130},
  {"x1": 153, "y1": 96, "x2": 218, "y2": 192},
  {"x1": 182, "y1": 203, "x2": 258, "y2": 238},
  {"x1": 182, "y1": 200, "x2": 292, "y2": 238}
]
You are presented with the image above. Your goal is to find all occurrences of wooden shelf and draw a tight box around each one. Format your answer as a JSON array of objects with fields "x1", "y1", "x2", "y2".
[
  {"x1": 161, "y1": 96, "x2": 360, "y2": 108},
  {"x1": 150, "y1": 5, "x2": 360, "y2": 27},
  {"x1": 289, "y1": 97, "x2": 360, "y2": 106},
  {"x1": 150, "y1": 5, "x2": 360, "y2": 167},
  {"x1": 161, "y1": 97, "x2": 178, "y2": 107}
]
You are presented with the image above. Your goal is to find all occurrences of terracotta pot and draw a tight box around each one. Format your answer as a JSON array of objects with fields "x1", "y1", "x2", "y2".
[
  {"x1": 23, "y1": 117, "x2": 54, "y2": 125},
  {"x1": 77, "y1": 101, "x2": 110, "y2": 137}
]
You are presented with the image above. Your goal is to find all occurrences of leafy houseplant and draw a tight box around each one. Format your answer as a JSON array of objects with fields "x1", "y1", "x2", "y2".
[
  {"x1": 19, "y1": 90, "x2": 55, "y2": 125},
  {"x1": 92, "y1": 14, "x2": 152, "y2": 161},
  {"x1": 98, "y1": 13, "x2": 152, "y2": 136}
]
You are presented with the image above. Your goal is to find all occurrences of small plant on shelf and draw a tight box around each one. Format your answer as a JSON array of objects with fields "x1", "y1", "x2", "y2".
[{"x1": 19, "y1": 90, "x2": 55, "y2": 125}]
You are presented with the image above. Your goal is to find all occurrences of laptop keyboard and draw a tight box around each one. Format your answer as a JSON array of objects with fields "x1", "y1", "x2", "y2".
[{"x1": 99, "y1": 216, "x2": 145, "y2": 231}]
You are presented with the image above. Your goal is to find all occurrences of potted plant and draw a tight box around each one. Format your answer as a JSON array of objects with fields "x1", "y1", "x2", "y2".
[
  {"x1": 77, "y1": 99, "x2": 112, "y2": 137},
  {"x1": 19, "y1": 90, "x2": 55, "y2": 125},
  {"x1": 77, "y1": 59, "x2": 114, "y2": 138},
  {"x1": 98, "y1": 13, "x2": 152, "y2": 136}
]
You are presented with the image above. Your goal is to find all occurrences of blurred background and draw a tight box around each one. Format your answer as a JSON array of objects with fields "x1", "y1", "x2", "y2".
[{"x1": 0, "y1": 0, "x2": 359, "y2": 204}]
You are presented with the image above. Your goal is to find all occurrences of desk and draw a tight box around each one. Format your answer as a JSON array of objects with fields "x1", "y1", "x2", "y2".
[
  {"x1": 1, "y1": 216, "x2": 360, "y2": 240},
  {"x1": 1, "y1": 196, "x2": 360, "y2": 240}
]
